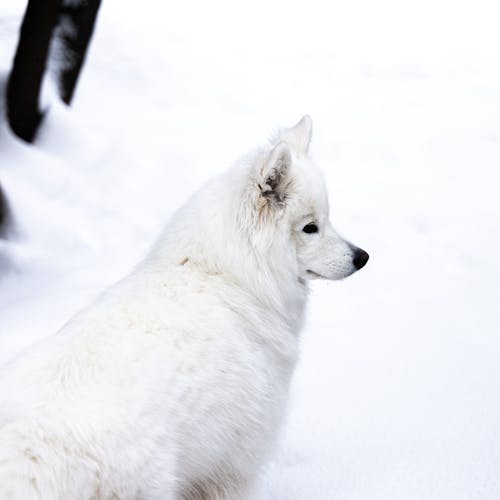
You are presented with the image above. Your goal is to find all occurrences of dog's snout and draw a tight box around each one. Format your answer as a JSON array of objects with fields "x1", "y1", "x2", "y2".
[{"x1": 352, "y1": 248, "x2": 369, "y2": 270}]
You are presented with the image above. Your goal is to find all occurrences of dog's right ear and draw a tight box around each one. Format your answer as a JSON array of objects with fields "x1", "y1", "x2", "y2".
[
  {"x1": 280, "y1": 115, "x2": 313, "y2": 157},
  {"x1": 257, "y1": 141, "x2": 291, "y2": 205}
]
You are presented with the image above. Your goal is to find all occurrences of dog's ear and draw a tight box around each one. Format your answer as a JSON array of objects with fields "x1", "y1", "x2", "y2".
[
  {"x1": 281, "y1": 115, "x2": 313, "y2": 156},
  {"x1": 258, "y1": 141, "x2": 291, "y2": 205}
]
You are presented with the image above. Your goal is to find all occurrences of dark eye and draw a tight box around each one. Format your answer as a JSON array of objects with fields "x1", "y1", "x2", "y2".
[{"x1": 303, "y1": 223, "x2": 318, "y2": 234}]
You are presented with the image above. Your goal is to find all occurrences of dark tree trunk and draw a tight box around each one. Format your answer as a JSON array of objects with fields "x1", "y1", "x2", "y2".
[
  {"x1": 6, "y1": 0, "x2": 61, "y2": 143},
  {"x1": 0, "y1": 185, "x2": 8, "y2": 236},
  {"x1": 2, "y1": 1, "x2": 102, "y2": 241},
  {"x1": 56, "y1": 0, "x2": 102, "y2": 105}
]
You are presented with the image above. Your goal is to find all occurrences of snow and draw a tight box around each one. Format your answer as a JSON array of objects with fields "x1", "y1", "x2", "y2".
[{"x1": 1, "y1": 0, "x2": 500, "y2": 498}]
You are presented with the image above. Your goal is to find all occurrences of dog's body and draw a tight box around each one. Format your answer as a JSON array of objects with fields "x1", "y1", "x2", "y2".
[{"x1": 0, "y1": 117, "x2": 368, "y2": 499}]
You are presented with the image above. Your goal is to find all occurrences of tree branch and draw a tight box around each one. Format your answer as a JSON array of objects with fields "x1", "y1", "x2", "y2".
[
  {"x1": 56, "y1": 0, "x2": 102, "y2": 105},
  {"x1": 6, "y1": 0, "x2": 61, "y2": 142}
]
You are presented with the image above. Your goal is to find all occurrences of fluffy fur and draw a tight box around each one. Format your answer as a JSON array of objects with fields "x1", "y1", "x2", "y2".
[{"x1": 0, "y1": 116, "x2": 368, "y2": 499}]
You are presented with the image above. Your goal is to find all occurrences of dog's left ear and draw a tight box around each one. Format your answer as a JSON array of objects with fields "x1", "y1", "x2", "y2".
[
  {"x1": 258, "y1": 141, "x2": 291, "y2": 204},
  {"x1": 281, "y1": 115, "x2": 313, "y2": 156}
]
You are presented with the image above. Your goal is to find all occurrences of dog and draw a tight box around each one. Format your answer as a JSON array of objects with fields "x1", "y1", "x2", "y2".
[{"x1": 0, "y1": 116, "x2": 368, "y2": 499}]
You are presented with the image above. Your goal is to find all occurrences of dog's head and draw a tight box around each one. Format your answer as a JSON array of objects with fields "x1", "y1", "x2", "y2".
[{"x1": 244, "y1": 115, "x2": 368, "y2": 282}]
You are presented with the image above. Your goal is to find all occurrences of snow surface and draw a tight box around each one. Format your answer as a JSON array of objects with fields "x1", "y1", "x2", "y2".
[{"x1": 1, "y1": 0, "x2": 500, "y2": 498}]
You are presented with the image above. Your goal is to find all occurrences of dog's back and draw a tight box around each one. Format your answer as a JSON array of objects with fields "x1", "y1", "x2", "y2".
[{"x1": 0, "y1": 261, "x2": 299, "y2": 499}]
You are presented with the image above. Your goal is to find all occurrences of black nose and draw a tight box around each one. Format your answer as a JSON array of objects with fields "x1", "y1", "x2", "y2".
[{"x1": 352, "y1": 248, "x2": 369, "y2": 270}]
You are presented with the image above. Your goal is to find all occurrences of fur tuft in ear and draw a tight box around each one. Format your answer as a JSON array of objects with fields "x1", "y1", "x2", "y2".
[
  {"x1": 259, "y1": 142, "x2": 291, "y2": 204},
  {"x1": 280, "y1": 115, "x2": 313, "y2": 156}
]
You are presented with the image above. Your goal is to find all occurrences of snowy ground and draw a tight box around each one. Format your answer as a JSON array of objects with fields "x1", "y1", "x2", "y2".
[{"x1": 1, "y1": 0, "x2": 500, "y2": 498}]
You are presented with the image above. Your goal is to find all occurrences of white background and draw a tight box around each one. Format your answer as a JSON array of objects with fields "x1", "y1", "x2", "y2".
[{"x1": 1, "y1": 1, "x2": 500, "y2": 498}]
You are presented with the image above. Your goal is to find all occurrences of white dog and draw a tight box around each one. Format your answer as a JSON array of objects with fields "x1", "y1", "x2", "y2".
[{"x1": 0, "y1": 116, "x2": 368, "y2": 499}]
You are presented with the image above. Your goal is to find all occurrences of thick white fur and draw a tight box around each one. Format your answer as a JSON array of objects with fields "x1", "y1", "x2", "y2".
[{"x1": 0, "y1": 116, "x2": 364, "y2": 499}]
